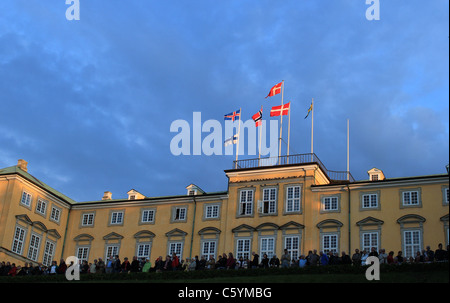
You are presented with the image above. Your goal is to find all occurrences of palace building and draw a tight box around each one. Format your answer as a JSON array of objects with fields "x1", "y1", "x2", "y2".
[{"x1": 0, "y1": 156, "x2": 448, "y2": 266}]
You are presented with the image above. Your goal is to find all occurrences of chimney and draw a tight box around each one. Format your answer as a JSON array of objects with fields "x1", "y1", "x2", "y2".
[
  {"x1": 102, "y1": 191, "x2": 112, "y2": 200},
  {"x1": 17, "y1": 159, "x2": 28, "y2": 172}
]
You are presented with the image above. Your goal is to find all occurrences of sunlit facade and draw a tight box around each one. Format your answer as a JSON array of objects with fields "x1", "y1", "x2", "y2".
[{"x1": 0, "y1": 156, "x2": 448, "y2": 266}]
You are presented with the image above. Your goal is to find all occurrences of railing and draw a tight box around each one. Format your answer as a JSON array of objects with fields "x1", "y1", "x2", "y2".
[{"x1": 232, "y1": 153, "x2": 355, "y2": 183}]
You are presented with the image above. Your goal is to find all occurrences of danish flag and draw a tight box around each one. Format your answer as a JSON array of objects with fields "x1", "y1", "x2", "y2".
[
  {"x1": 270, "y1": 102, "x2": 290, "y2": 117},
  {"x1": 265, "y1": 82, "x2": 282, "y2": 98}
]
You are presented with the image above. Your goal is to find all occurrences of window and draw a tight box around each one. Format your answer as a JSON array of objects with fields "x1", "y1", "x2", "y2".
[
  {"x1": 202, "y1": 241, "x2": 216, "y2": 258},
  {"x1": 36, "y1": 199, "x2": 47, "y2": 215},
  {"x1": 362, "y1": 232, "x2": 379, "y2": 252},
  {"x1": 11, "y1": 226, "x2": 26, "y2": 254},
  {"x1": 402, "y1": 191, "x2": 419, "y2": 206},
  {"x1": 82, "y1": 213, "x2": 95, "y2": 226},
  {"x1": 239, "y1": 190, "x2": 253, "y2": 216},
  {"x1": 236, "y1": 239, "x2": 251, "y2": 260},
  {"x1": 260, "y1": 188, "x2": 277, "y2": 214},
  {"x1": 136, "y1": 244, "x2": 151, "y2": 258},
  {"x1": 322, "y1": 234, "x2": 338, "y2": 254},
  {"x1": 169, "y1": 242, "x2": 183, "y2": 257},
  {"x1": 105, "y1": 245, "x2": 119, "y2": 260},
  {"x1": 362, "y1": 194, "x2": 378, "y2": 209},
  {"x1": 50, "y1": 206, "x2": 61, "y2": 223},
  {"x1": 404, "y1": 230, "x2": 421, "y2": 258},
  {"x1": 174, "y1": 207, "x2": 186, "y2": 221},
  {"x1": 110, "y1": 211, "x2": 123, "y2": 225},
  {"x1": 284, "y1": 236, "x2": 300, "y2": 260},
  {"x1": 371, "y1": 175, "x2": 379, "y2": 181},
  {"x1": 20, "y1": 191, "x2": 32, "y2": 207},
  {"x1": 77, "y1": 247, "x2": 89, "y2": 261},
  {"x1": 260, "y1": 237, "x2": 275, "y2": 258},
  {"x1": 27, "y1": 234, "x2": 41, "y2": 261},
  {"x1": 141, "y1": 210, "x2": 155, "y2": 223},
  {"x1": 323, "y1": 196, "x2": 339, "y2": 211},
  {"x1": 205, "y1": 205, "x2": 219, "y2": 219},
  {"x1": 286, "y1": 186, "x2": 301, "y2": 213},
  {"x1": 42, "y1": 241, "x2": 55, "y2": 267}
]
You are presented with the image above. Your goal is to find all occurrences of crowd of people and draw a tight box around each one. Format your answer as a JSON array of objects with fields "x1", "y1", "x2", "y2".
[{"x1": 1, "y1": 243, "x2": 448, "y2": 277}]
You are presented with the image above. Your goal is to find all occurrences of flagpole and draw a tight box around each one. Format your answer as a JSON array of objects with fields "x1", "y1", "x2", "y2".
[
  {"x1": 347, "y1": 118, "x2": 350, "y2": 181},
  {"x1": 235, "y1": 108, "x2": 241, "y2": 169},
  {"x1": 259, "y1": 106, "x2": 262, "y2": 161},
  {"x1": 311, "y1": 98, "x2": 314, "y2": 161},
  {"x1": 287, "y1": 101, "x2": 291, "y2": 164},
  {"x1": 278, "y1": 80, "x2": 284, "y2": 165}
]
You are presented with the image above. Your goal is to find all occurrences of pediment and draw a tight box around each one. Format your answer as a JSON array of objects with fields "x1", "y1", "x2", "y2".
[
  {"x1": 165, "y1": 228, "x2": 188, "y2": 237},
  {"x1": 231, "y1": 224, "x2": 255, "y2": 233},
  {"x1": 198, "y1": 227, "x2": 221, "y2": 235},
  {"x1": 134, "y1": 230, "x2": 156, "y2": 239},
  {"x1": 74, "y1": 233, "x2": 94, "y2": 241},
  {"x1": 103, "y1": 232, "x2": 124, "y2": 240},
  {"x1": 356, "y1": 216, "x2": 384, "y2": 226},
  {"x1": 279, "y1": 221, "x2": 305, "y2": 230},
  {"x1": 397, "y1": 214, "x2": 426, "y2": 224},
  {"x1": 317, "y1": 219, "x2": 343, "y2": 229},
  {"x1": 255, "y1": 222, "x2": 279, "y2": 231}
]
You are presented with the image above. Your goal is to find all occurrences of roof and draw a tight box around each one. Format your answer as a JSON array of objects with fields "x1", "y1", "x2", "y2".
[{"x1": 0, "y1": 165, "x2": 77, "y2": 205}]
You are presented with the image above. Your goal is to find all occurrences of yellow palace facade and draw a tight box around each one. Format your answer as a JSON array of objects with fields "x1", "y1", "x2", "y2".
[{"x1": 0, "y1": 155, "x2": 448, "y2": 266}]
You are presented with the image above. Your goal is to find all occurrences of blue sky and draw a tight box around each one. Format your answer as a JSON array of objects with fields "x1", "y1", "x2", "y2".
[{"x1": 0, "y1": 1, "x2": 448, "y2": 202}]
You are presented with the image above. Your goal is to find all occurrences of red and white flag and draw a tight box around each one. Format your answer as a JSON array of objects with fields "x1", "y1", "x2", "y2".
[
  {"x1": 270, "y1": 102, "x2": 290, "y2": 117},
  {"x1": 252, "y1": 107, "x2": 263, "y2": 127},
  {"x1": 265, "y1": 82, "x2": 282, "y2": 98}
]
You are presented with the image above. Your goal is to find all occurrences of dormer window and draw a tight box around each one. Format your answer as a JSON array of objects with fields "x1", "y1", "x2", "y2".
[
  {"x1": 127, "y1": 189, "x2": 145, "y2": 200},
  {"x1": 367, "y1": 168, "x2": 385, "y2": 181},
  {"x1": 185, "y1": 184, "x2": 205, "y2": 196}
]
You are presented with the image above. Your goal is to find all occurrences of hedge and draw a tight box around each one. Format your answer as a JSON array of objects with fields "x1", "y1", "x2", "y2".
[{"x1": 0, "y1": 262, "x2": 448, "y2": 283}]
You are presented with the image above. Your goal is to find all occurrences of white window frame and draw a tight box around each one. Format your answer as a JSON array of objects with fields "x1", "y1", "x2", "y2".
[
  {"x1": 36, "y1": 199, "x2": 47, "y2": 215},
  {"x1": 105, "y1": 245, "x2": 119, "y2": 260},
  {"x1": 141, "y1": 209, "x2": 155, "y2": 223},
  {"x1": 402, "y1": 191, "x2": 419, "y2": 206},
  {"x1": 322, "y1": 233, "x2": 338, "y2": 254},
  {"x1": 403, "y1": 229, "x2": 421, "y2": 259},
  {"x1": 201, "y1": 240, "x2": 217, "y2": 258},
  {"x1": 110, "y1": 211, "x2": 124, "y2": 225},
  {"x1": 50, "y1": 206, "x2": 61, "y2": 223},
  {"x1": 239, "y1": 190, "x2": 253, "y2": 216},
  {"x1": 77, "y1": 246, "x2": 90, "y2": 261},
  {"x1": 168, "y1": 242, "x2": 183, "y2": 257},
  {"x1": 361, "y1": 232, "x2": 379, "y2": 252},
  {"x1": 205, "y1": 205, "x2": 219, "y2": 219},
  {"x1": 236, "y1": 238, "x2": 251, "y2": 260},
  {"x1": 260, "y1": 237, "x2": 275, "y2": 258},
  {"x1": 323, "y1": 196, "x2": 339, "y2": 211},
  {"x1": 27, "y1": 234, "x2": 41, "y2": 261},
  {"x1": 260, "y1": 188, "x2": 277, "y2": 215},
  {"x1": 81, "y1": 213, "x2": 95, "y2": 226},
  {"x1": 42, "y1": 240, "x2": 56, "y2": 267},
  {"x1": 20, "y1": 191, "x2": 32, "y2": 207},
  {"x1": 362, "y1": 194, "x2": 378, "y2": 209},
  {"x1": 136, "y1": 243, "x2": 151, "y2": 258},
  {"x1": 284, "y1": 235, "x2": 300, "y2": 261},
  {"x1": 286, "y1": 186, "x2": 301, "y2": 213},
  {"x1": 174, "y1": 207, "x2": 187, "y2": 221},
  {"x1": 11, "y1": 226, "x2": 26, "y2": 255}
]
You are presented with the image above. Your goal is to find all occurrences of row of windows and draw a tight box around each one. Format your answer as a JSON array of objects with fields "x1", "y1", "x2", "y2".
[
  {"x1": 20, "y1": 191, "x2": 62, "y2": 223},
  {"x1": 80, "y1": 204, "x2": 221, "y2": 227},
  {"x1": 74, "y1": 235, "x2": 303, "y2": 263},
  {"x1": 11, "y1": 226, "x2": 56, "y2": 266}
]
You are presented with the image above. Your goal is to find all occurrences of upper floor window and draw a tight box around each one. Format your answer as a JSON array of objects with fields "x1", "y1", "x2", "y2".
[
  {"x1": 173, "y1": 207, "x2": 187, "y2": 222},
  {"x1": 82, "y1": 213, "x2": 95, "y2": 226},
  {"x1": 362, "y1": 193, "x2": 378, "y2": 209},
  {"x1": 239, "y1": 190, "x2": 253, "y2": 216},
  {"x1": 141, "y1": 209, "x2": 155, "y2": 223},
  {"x1": 286, "y1": 186, "x2": 301, "y2": 213},
  {"x1": 205, "y1": 204, "x2": 219, "y2": 219},
  {"x1": 20, "y1": 191, "x2": 32, "y2": 207},
  {"x1": 50, "y1": 206, "x2": 61, "y2": 223},
  {"x1": 110, "y1": 211, "x2": 124, "y2": 225},
  {"x1": 36, "y1": 199, "x2": 47, "y2": 215},
  {"x1": 321, "y1": 195, "x2": 340, "y2": 212},
  {"x1": 259, "y1": 188, "x2": 277, "y2": 215}
]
